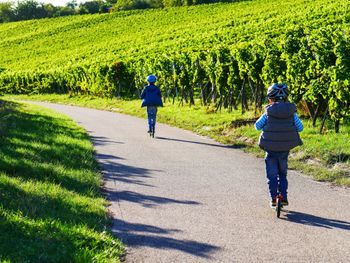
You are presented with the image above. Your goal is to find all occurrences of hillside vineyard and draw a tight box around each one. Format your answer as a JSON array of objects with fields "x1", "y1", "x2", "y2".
[{"x1": 0, "y1": 0, "x2": 349, "y2": 130}]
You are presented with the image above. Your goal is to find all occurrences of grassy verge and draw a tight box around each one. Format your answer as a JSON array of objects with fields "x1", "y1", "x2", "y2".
[
  {"x1": 4, "y1": 94, "x2": 350, "y2": 187},
  {"x1": 0, "y1": 99, "x2": 124, "y2": 262}
]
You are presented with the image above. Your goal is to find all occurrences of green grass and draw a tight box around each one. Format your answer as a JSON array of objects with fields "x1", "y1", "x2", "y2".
[
  {"x1": 5, "y1": 94, "x2": 350, "y2": 187},
  {"x1": 0, "y1": 99, "x2": 124, "y2": 262}
]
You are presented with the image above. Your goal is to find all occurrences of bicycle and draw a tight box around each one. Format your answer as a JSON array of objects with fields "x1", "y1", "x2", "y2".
[
  {"x1": 149, "y1": 126, "x2": 155, "y2": 138},
  {"x1": 148, "y1": 118, "x2": 155, "y2": 138},
  {"x1": 146, "y1": 106, "x2": 157, "y2": 138},
  {"x1": 275, "y1": 183, "x2": 284, "y2": 218}
]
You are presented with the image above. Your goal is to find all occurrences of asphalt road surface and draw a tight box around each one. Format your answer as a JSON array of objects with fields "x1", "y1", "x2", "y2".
[{"x1": 27, "y1": 102, "x2": 350, "y2": 263}]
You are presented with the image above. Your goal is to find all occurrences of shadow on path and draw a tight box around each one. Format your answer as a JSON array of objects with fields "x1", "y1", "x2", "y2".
[
  {"x1": 106, "y1": 190, "x2": 201, "y2": 208},
  {"x1": 115, "y1": 219, "x2": 181, "y2": 234},
  {"x1": 156, "y1": 136, "x2": 246, "y2": 149},
  {"x1": 283, "y1": 210, "x2": 350, "y2": 230},
  {"x1": 112, "y1": 219, "x2": 220, "y2": 259},
  {"x1": 100, "y1": 159, "x2": 156, "y2": 187},
  {"x1": 96, "y1": 153, "x2": 125, "y2": 161},
  {"x1": 90, "y1": 135, "x2": 124, "y2": 146},
  {"x1": 87, "y1": 126, "x2": 218, "y2": 258}
]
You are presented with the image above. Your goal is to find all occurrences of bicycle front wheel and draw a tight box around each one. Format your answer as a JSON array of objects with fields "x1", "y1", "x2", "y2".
[{"x1": 276, "y1": 198, "x2": 281, "y2": 218}]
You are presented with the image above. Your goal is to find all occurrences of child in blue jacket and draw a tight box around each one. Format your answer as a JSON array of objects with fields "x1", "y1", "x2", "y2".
[
  {"x1": 255, "y1": 83, "x2": 303, "y2": 208},
  {"x1": 141, "y1": 75, "x2": 163, "y2": 135}
]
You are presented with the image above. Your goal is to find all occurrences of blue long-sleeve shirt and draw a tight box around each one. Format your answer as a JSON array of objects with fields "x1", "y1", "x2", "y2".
[{"x1": 255, "y1": 113, "x2": 304, "y2": 132}]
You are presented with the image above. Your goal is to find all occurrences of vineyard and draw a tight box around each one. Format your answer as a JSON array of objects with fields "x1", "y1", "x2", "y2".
[{"x1": 0, "y1": 0, "x2": 349, "y2": 131}]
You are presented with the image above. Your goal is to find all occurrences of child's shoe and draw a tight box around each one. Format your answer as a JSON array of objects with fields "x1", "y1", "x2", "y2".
[
  {"x1": 270, "y1": 198, "x2": 277, "y2": 208},
  {"x1": 281, "y1": 197, "x2": 289, "y2": 206}
]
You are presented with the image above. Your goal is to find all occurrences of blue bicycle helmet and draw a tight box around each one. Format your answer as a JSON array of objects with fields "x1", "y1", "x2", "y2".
[
  {"x1": 146, "y1": 75, "x2": 157, "y2": 83},
  {"x1": 267, "y1": 83, "x2": 288, "y2": 100}
]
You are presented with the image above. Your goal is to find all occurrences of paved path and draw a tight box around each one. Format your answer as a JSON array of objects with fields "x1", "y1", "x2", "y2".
[{"x1": 27, "y1": 102, "x2": 350, "y2": 263}]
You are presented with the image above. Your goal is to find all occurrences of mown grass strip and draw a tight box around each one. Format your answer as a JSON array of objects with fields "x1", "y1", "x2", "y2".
[
  {"x1": 0, "y1": 99, "x2": 124, "y2": 262},
  {"x1": 4, "y1": 94, "x2": 350, "y2": 188}
]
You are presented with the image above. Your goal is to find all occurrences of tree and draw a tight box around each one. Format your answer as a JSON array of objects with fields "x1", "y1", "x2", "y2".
[
  {"x1": 78, "y1": 1, "x2": 101, "y2": 14},
  {"x1": 162, "y1": 0, "x2": 182, "y2": 7},
  {"x1": 0, "y1": 2, "x2": 15, "y2": 23},
  {"x1": 55, "y1": 6, "x2": 76, "y2": 16},
  {"x1": 113, "y1": 0, "x2": 150, "y2": 11},
  {"x1": 15, "y1": 0, "x2": 46, "y2": 21},
  {"x1": 66, "y1": 0, "x2": 77, "y2": 9},
  {"x1": 42, "y1": 3, "x2": 57, "y2": 18}
]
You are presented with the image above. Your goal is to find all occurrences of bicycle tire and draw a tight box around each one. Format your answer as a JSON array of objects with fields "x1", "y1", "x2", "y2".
[{"x1": 276, "y1": 198, "x2": 281, "y2": 218}]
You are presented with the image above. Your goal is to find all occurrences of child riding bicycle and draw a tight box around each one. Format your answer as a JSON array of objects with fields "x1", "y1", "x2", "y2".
[
  {"x1": 140, "y1": 75, "x2": 163, "y2": 135},
  {"x1": 255, "y1": 83, "x2": 303, "y2": 208}
]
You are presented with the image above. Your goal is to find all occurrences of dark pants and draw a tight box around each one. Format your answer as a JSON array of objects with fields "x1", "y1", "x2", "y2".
[
  {"x1": 265, "y1": 151, "x2": 289, "y2": 199},
  {"x1": 147, "y1": 106, "x2": 157, "y2": 132}
]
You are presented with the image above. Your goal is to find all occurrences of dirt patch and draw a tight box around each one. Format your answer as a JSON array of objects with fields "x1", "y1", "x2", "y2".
[
  {"x1": 306, "y1": 158, "x2": 323, "y2": 166},
  {"x1": 289, "y1": 151, "x2": 309, "y2": 161},
  {"x1": 236, "y1": 136, "x2": 256, "y2": 145},
  {"x1": 332, "y1": 163, "x2": 350, "y2": 177},
  {"x1": 201, "y1": 126, "x2": 212, "y2": 131},
  {"x1": 231, "y1": 118, "x2": 258, "y2": 128}
]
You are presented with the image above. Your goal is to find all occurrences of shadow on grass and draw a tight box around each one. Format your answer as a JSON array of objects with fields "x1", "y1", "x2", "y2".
[
  {"x1": 0, "y1": 149, "x2": 97, "y2": 194},
  {"x1": 0, "y1": 210, "x2": 78, "y2": 262},
  {"x1": 283, "y1": 211, "x2": 350, "y2": 230},
  {"x1": 156, "y1": 136, "x2": 246, "y2": 149},
  {"x1": 0, "y1": 102, "x2": 100, "y2": 195},
  {"x1": 112, "y1": 219, "x2": 220, "y2": 259},
  {"x1": 0, "y1": 208, "x2": 123, "y2": 263},
  {"x1": 0, "y1": 178, "x2": 103, "y2": 228}
]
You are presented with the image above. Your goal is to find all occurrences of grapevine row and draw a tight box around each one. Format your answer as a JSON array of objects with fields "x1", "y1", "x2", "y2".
[{"x1": 1, "y1": 25, "x2": 349, "y2": 132}]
